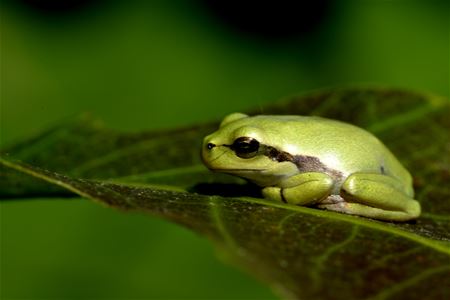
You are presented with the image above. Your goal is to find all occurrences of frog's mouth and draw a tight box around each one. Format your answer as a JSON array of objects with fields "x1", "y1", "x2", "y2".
[{"x1": 209, "y1": 167, "x2": 287, "y2": 187}]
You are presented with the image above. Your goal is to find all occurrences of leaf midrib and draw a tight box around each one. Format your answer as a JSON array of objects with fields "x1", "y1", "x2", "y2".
[{"x1": 1, "y1": 157, "x2": 449, "y2": 256}]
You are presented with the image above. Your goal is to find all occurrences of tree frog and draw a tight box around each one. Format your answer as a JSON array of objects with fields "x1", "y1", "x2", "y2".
[{"x1": 201, "y1": 113, "x2": 421, "y2": 221}]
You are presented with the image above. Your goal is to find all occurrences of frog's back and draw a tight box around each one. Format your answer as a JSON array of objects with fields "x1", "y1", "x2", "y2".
[{"x1": 252, "y1": 115, "x2": 411, "y2": 186}]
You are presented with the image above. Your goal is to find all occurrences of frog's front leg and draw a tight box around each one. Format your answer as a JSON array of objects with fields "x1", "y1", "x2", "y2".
[
  {"x1": 262, "y1": 172, "x2": 334, "y2": 205},
  {"x1": 320, "y1": 173, "x2": 421, "y2": 221}
]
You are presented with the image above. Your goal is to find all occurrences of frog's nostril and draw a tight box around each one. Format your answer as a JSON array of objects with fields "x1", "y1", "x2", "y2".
[{"x1": 207, "y1": 143, "x2": 216, "y2": 150}]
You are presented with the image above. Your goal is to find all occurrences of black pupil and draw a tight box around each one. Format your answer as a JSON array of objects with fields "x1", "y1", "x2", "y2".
[{"x1": 232, "y1": 137, "x2": 260, "y2": 158}]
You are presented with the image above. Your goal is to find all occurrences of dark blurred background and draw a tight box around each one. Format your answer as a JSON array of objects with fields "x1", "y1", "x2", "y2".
[{"x1": 1, "y1": 0, "x2": 449, "y2": 299}]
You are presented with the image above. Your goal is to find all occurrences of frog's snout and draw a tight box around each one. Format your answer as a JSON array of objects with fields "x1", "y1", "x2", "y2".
[
  {"x1": 202, "y1": 135, "x2": 216, "y2": 153},
  {"x1": 201, "y1": 137, "x2": 215, "y2": 167}
]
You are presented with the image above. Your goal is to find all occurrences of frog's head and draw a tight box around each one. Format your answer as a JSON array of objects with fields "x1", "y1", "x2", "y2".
[{"x1": 202, "y1": 112, "x2": 298, "y2": 185}]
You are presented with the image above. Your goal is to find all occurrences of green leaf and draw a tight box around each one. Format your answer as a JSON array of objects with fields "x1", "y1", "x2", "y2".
[{"x1": 1, "y1": 88, "x2": 449, "y2": 299}]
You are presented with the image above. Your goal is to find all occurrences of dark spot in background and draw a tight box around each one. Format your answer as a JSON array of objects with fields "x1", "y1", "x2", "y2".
[
  {"x1": 2, "y1": 0, "x2": 109, "y2": 21},
  {"x1": 20, "y1": 0, "x2": 99, "y2": 13},
  {"x1": 200, "y1": 0, "x2": 334, "y2": 42}
]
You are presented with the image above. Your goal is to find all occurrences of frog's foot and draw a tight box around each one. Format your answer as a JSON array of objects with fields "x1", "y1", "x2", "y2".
[
  {"x1": 331, "y1": 173, "x2": 421, "y2": 221},
  {"x1": 262, "y1": 172, "x2": 333, "y2": 205},
  {"x1": 317, "y1": 202, "x2": 418, "y2": 222},
  {"x1": 320, "y1": 194, "x2": 345, "y2": 205}
]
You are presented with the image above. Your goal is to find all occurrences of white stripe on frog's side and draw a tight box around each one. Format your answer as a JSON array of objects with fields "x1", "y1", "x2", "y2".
[{"x1": 259, "y1": 143, "x2": 345, "y2": 195}]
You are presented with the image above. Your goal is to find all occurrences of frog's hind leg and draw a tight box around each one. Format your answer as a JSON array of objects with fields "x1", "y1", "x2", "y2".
[{"x1": 321, "y1": 173, "x2": 420, "y2": 221}]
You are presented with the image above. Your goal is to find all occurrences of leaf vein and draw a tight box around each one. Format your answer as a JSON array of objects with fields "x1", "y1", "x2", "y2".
[
  {"x1": 310, "y1": 226, "x2": 359, "y2": 291},
  {"x1": 368, "y1": 265, "x2": 450, "y2": 300}
]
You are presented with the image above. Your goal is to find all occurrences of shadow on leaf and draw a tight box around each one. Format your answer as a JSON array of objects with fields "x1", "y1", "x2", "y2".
[{"x1": 189, "y1": 182, "x2": 262, "y2": 198}]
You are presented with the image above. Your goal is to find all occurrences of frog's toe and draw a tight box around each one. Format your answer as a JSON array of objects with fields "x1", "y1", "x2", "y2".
[{"x1": 262, "y1": 186, "x2": 283, "y2": 202}]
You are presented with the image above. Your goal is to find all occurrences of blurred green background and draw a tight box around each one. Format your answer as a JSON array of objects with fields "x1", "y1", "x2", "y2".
[{"x1": 1, "y1": 0, "x2": 448, "y2": 299}]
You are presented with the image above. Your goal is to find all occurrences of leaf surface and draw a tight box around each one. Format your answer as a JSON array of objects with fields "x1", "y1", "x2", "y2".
[{"x1": 1, "y1": 88, "x2": 449, "y2": 299}]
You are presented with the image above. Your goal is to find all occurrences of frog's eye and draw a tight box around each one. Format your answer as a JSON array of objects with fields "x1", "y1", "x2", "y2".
[{"x1": 231, "y1": 137, "x2": 260, "y2": 158}]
